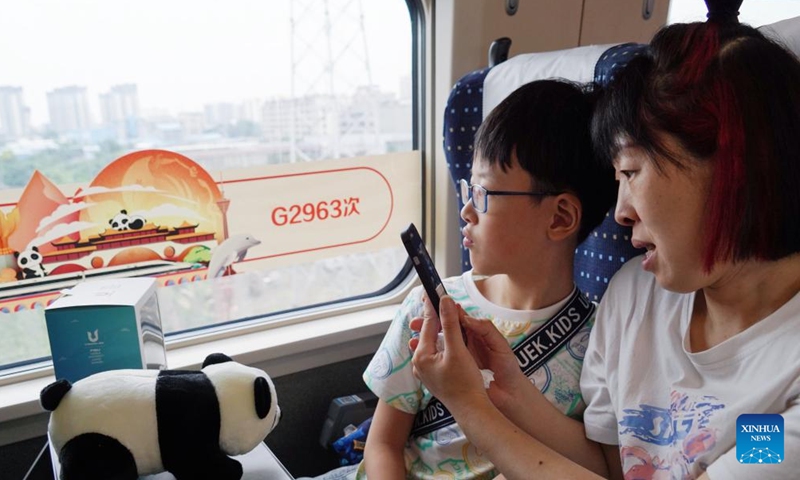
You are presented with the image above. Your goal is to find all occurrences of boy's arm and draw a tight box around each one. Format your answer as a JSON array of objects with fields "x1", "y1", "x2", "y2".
[{"x1": 363, "y1": 399, "x2": 415, "y2": 480}]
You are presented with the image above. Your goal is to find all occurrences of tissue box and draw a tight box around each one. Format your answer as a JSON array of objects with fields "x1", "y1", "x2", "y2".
[{"x1": 45, "y1": 277, "x2": 167, "y2": 383}]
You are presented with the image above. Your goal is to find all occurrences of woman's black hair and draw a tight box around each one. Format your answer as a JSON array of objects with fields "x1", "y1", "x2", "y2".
[{"x1": 592, "y1": 19, "x2": 800, "y2": 268}]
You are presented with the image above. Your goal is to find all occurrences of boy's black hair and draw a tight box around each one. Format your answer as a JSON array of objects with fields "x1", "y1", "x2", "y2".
[{"x1": 474, "y1": 79, "x2": 616, "y2": 244}]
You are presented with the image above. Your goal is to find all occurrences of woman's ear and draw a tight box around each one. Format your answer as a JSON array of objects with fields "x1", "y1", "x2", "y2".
[{"x1": 548, "y1": 193, "x2": 581, "y2": 242}]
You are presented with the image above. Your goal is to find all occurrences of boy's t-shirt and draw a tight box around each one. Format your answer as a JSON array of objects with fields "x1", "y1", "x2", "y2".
[{"x1": 361, "y1": 270, "x2": 594, "y2": 480}]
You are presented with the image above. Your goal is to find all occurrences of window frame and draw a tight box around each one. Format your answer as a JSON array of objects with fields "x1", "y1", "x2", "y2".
[
  {"x1": 0, "y1": 0, "x2": 429, "y2": 375},
  {"x1": 0, "y1": 0, "x2": 439, "y2": 439}
]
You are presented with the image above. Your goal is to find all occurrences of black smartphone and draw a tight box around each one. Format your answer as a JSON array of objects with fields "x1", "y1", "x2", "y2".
[
  {"x1": 401, "y1": 223, "x2": 468, "y2": 345},
  {"x1": 401, "y1": 223, "x2": 448, "y2": 318}
]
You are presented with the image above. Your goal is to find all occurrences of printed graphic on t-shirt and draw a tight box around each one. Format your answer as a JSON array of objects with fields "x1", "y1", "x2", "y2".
[
  {"x1": 567, "y1": 325, "x2": 591, "y2": 360},
  {"x1": 618, "y1": 390, "x2": 725, "y2": 479}
]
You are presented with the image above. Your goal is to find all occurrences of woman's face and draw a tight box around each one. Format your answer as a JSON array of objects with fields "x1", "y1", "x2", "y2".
[{"x1": 613, "y1": 141, "x2": 716, "y2": 293}]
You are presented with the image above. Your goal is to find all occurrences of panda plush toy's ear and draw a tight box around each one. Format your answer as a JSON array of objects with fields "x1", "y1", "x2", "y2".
[
  {"x1": 40, "y1": 379, "x2": 73, "y2": 412},
  {"x1": 202, "y1": 353, "x2": 234, "y2": 368}
]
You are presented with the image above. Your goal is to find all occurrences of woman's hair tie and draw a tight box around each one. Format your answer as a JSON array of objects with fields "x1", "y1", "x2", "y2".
[{"x1": 704, "y1": 0, "x2": 742, "y2": 24}]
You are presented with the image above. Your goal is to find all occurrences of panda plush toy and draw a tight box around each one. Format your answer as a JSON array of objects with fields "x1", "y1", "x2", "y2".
[{"x1": 40, "y1": 353, "x2": 280, "y2": 480}]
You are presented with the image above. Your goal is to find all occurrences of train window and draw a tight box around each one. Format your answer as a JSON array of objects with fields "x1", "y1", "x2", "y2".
[
  {"x1": 668, "y1": 0, "x2": 800, "y2": 26},
  {"x1": 0, "y1": 0, "x2": 420, "y2": 374}
]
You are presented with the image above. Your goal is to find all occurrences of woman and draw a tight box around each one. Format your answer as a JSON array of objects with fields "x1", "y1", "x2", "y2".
[{"x1": 410, "y1": 9, "x2": 800, "y2": 480}]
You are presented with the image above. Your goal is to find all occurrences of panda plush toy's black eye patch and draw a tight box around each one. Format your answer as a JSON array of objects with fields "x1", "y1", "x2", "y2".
[{"x1": 254, "y1": 377, "x2": 272, "y2": 419}]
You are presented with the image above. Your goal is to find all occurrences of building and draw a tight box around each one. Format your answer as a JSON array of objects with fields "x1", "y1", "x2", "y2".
[
  {"x1": 178, "y1": 111, "x2": 205, "y2": 137},
  {"x1": 260, "y1": 87, "x2": 412, "y2": 161},
  {"x1": 99, "y1": 84, "x2": 141, "y2": 143},
  {"x1": 0, "y1": 87, "x2": 30, "y2": 142},
  {"x1": 47, "y1": 86, "x2": 91, "y2": 135},
  {"x1": 261, "y1": 94, "x2": 339, "y2": 161},
  {"x1": 204, "y1": 102, "x2": 237, "y2": 129}
]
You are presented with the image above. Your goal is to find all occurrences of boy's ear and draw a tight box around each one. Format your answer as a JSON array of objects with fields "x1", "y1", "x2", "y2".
[{"x1": 547, "y1": 194, "x2": 581, "y2": 242}]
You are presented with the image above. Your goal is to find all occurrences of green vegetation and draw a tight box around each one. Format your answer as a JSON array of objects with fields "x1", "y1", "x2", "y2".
[
  {"x1": 0, "y1": 141, "x2": 128, "y2": 188},
  {"x1": 182, "y1": 245, "x2": 212, "y2": 264}
]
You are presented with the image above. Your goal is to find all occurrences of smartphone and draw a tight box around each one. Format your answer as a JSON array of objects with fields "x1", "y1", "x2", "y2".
[
  {"x1": 401, "y1": 223, "x2": 448, "y2": 318},
  {"x1": 401, "y1": 223, "x2": 468, "y2": 345}
]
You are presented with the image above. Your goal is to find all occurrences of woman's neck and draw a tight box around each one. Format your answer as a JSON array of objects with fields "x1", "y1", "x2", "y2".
[{"x1": 690, "y1": 254, "x2": 800, "y2": 352}]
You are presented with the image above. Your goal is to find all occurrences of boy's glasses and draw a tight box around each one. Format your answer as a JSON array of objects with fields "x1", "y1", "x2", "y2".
[{"x1": 459, "y1": 178, "x2": 563, "y2": 214}]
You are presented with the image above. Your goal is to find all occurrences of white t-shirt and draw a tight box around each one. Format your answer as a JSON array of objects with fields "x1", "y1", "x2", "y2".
[
  {"x1": 581, "y1": 256, "x2": 800, "y2": 479},
  {"x1": 363, "y1": 271, "x2": 593, "y2": 480}
]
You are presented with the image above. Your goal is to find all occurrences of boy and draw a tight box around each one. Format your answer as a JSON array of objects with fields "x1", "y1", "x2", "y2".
[{"x1": 329, "y1": 79, "x2": 615, "y2": 479}]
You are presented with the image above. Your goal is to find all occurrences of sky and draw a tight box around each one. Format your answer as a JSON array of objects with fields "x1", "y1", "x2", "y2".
[
  {"x1": 0, "y1": 0, "x2": 412, "y2": 127},
  {"x1": 3, "y1": 1, "x2": 800, "y2": 128}
]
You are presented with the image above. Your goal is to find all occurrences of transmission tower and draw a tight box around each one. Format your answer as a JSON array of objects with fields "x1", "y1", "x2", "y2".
[{"x1": 289, "y1": 0, "x2": 379, "y2": 162}]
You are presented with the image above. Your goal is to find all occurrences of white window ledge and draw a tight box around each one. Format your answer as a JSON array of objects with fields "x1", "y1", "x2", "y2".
[{"x1": 0, "y1": 303, "x2": 397, "y2": 447}]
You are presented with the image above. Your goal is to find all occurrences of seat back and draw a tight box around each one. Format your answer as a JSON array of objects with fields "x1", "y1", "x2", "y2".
[{"x1": 443, "y1": 43, "x2": 648, "y2": 302}]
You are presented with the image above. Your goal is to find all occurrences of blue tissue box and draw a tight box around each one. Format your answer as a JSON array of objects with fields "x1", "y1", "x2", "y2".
[{"x1": 45, "y1": 278, "x2": 166, "y2": 383}]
